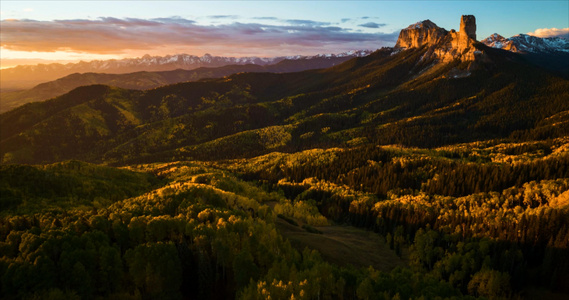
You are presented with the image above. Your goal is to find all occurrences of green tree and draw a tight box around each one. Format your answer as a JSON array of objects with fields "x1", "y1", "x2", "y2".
[
  {"x1": 233, "y1": 248, "x2": 259, "y2": 289},
  {"x1": 125, "y1": 242, "x2": 182, "y2": 299},
  {"x1": 98, "y1": 246, "x2": 123, "y2": 294},
  {"x1": 356, "y1": 277, "x2": 375, "y2": 300},
  {"x1": 467, "y1": 269, "x2": 511, "y2": 299}
]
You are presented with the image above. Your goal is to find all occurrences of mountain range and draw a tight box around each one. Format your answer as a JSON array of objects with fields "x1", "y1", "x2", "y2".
[
  {"x1": 0, "y1": 53, "x2": 372, "y2": 113},
  {"x1": 4, "y1": 25, "x2": 568, "y2": 114},
  {"x1": 481, "y1": 33, "x2": 569, "y2": 77},
  {"x1": 2, "y1": 15, "x2": 567, "y2": 165},
  {"x1": 481, "y1": 33, "x2": 569, "y2": 53},
  {"x1": 0, "y1": 50, "x2": 372, "y2": 90}
]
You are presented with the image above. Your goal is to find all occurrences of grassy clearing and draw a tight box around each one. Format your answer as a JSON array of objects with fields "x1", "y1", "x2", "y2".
[{"x1": 276, "y1": 217, "x2": 405, "y2": 272}]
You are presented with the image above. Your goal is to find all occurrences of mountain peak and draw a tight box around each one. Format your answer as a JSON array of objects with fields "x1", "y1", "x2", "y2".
[
  {"x1": 405, "y1": 20, "x2": 438, "y2": 30},
  {"x1": 395, "y1": 20, "x2": 447, "y2": 49},
  {"x1": 395, "y1": 15, "x2": 481, "y2": 62},
  {"x1": 483, "y1": 33, "x2": 506, "y2": 42},
  {"x1": 481, "y1": 33, "x2": 517, "y2": 51}
]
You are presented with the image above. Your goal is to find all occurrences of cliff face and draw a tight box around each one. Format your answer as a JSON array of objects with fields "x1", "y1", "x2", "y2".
[
  {"x1": 395, "y1": 15, "x2": 482, "y2": 62},
  {"x1": 459, "y1": 15, "x2": 476, "y2": 49},
  {"x1": 394, "y1": 20, "x2": 448, "y2": 49}
]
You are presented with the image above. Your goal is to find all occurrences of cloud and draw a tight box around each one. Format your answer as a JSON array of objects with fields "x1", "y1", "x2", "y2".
[
  {"x1": 527, "y1": 27, "x2": 569, "y2": 39},
  {"x1": 208, "y1": 15, "x2": 239, "y2": 19},
  {"x1": 253, "y1": 17, "x2": 278, "y2": 20},
  {"x1": 153, "y1": 17, "x2": 196, "y2": 24},
  {"x1": 0, "y1": 17, "x2": 398, "y2": 56},
  {"x1": 341, "y1": 18, "x2": 351, "y2": 23},
  {"x1": 358, "y1": 22, "x2": 387, "y2": 29},
  {"x1": 285, "y1": 19, "x2": 331, "y2": 26}
]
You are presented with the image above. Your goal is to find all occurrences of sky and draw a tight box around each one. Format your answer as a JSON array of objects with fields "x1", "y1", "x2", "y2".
[{"x1": 1, "y1": 1, "x2": 568, "y2": 68}]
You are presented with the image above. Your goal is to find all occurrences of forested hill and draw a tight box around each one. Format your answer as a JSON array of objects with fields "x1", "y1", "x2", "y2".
[
  {"x1": 1, "y1": 142, "x2": 568, "y2": 299},
  {"x1": 1, "y1": 44, "x2": 569, "y2": 165},
  {"x1": 0, "y1": 55, "x2": 359, "y2": 113}
]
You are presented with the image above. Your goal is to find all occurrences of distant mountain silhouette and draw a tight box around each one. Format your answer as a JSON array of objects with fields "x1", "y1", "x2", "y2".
[
  {"x1": 0, "y1": 51, "x2": 373, "y2": 90},
  {"x1": 0, "y1": 53, "x2": 371, "y2": 113}
]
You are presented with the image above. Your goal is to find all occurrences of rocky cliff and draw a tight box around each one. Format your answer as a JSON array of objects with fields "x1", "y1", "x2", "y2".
[
  {"x1": 395, "y1": 15, "x2": 482, "y2": 62},
  {"x1": 394, "y1": 20, "x2": 448, "y2": 49},
  {"x1": 459, "y1": 15, "x2": 476, "y2": 49}
]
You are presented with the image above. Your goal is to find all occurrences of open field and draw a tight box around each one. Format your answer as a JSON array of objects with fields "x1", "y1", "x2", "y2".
[{"x1": 276, "y1": 217, "x2": 405, "y2": 271}]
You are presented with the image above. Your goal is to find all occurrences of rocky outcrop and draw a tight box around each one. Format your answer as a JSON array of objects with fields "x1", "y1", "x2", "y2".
[
  {"x1": 395, "y1": 15, "x2": 482, "y2": 62},
  {"x1": 394, "y1": 20, "x2": 448, "y2": 49},
  {"x1": 459, "y1": 15, "x2": 476, "y2": 49}
]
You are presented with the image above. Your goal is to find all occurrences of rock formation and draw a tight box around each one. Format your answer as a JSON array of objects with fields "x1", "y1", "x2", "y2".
[
  {"x1": 394, "y1": 20, "x2": 448, "y2": 49},
  {"x1": 459, "y1": 15, "x2": 476, "y2": 49},
  {"x1": 395, "y1": 15, "x2": 482, "y2": 62}
]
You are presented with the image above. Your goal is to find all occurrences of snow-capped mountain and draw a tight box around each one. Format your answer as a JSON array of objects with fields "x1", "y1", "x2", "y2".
[
  {"x1": 481, "y1": 33, "x2": 569, "y2": 78},
  {"x1": 480, "y1": 34, "x2": 518, "y2": 51},
  {"x1": 482, "y1": 33, "x2": 569, "y2": 53},
  {"x1": 1, "y1": 51, "x2": 374, "y2": 89}
]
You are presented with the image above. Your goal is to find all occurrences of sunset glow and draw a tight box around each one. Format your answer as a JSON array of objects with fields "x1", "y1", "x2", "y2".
[{"x1": 1, "y1": 1, "x2": 568, "y2": 67}]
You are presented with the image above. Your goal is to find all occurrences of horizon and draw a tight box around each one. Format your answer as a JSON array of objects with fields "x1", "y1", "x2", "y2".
[
  {"x1": 1, "y1": 50, "x2": 376, "y2": 70},
  {"x1": 1, "y1": 0, "x2": 568, "y2": 69}
]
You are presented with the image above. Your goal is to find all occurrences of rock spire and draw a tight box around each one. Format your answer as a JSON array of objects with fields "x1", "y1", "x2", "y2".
[{"x1": 458, "y1": 15, "x2": 476, "y2": 51}]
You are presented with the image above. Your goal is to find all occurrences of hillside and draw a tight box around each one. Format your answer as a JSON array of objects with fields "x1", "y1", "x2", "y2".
[
  {"x1": 1, "y1": 43, "x2": 568, "y2": 165},
  {"x1": 1, "y1": 141, "x2": 568, "y2": 299},
  {"x1": 0, "y1": 55, "x2": 363, "y2": 113}
]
